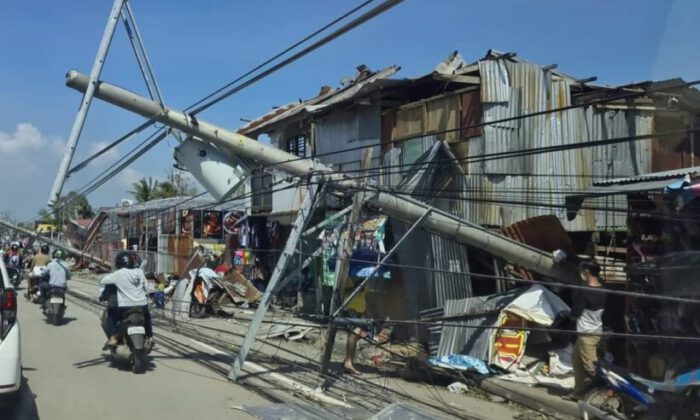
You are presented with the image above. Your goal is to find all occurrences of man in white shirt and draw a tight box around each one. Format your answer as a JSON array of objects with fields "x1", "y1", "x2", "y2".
[
  {"x1": 40, "y1": 249, "x2": 71, "y2": 304},
  {"x1": 100, "y1": 251, "x2": 153, "y2": 348}
]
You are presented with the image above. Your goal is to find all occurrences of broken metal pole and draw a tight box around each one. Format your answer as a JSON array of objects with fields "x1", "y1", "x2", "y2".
[
  {"x1": 318, "y1": 149, "x2": 370, "y2": 386},
  {"x1": 120, "y1": 1, "x2": 164, "y2": 105},
  {"x1": 228, "y1": 181, "x2": 321, "y2": 381},
  {"x1": 64, "y1": 72, "x2": 560, "y2": 279},
  {"x1": 48, "y1": 0, "x2": 126, "y2": 206}
]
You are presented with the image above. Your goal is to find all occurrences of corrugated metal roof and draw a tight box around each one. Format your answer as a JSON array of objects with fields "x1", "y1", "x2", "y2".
[
  {"x1": 593, "y1": 165, "x2": 700, "y2": 186},
  {"x1": 565, "y1": 178, "x2": 690, "y2": 220},
  {"x1": 239, "y1": 66, "x2": 401, "y2": 136},
  {"x1": 104, "y1": 196, "x2": 246, "y2": 214}
]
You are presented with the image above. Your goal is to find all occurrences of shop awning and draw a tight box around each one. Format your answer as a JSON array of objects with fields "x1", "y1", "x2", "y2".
[{"x1": 565, "y1": 167, "x2": 700, "y2": 220}]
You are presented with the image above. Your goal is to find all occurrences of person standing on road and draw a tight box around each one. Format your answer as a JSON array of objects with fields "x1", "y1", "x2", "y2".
[{"x1": 570, "y1": 260, "x2": 606, "y2": 400}]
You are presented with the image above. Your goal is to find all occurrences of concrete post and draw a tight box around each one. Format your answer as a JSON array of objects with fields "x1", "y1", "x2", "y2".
[{"x1": 64, "y1": 72, "x2": 560, "y2": 278}]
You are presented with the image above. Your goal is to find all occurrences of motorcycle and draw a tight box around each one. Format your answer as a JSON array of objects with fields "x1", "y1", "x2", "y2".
[
  {"x1": 585, "y1": 360, "x2": 700, "y2": 419},
  {"x1": 28, "y1": 268, "x2": 49, "y2": 303},
  {"x1": 100, "y1": 307, "x2": 152, "y2": 373},
  {"x1": 189, "y1": 274, "x2": 227, "y2": 318},
  {"x1": 42, "y1": 287, "x2": 66, "y2": 325},
  {"x1": 6, "y1": 267, "x2": 21, "y2": 288}
]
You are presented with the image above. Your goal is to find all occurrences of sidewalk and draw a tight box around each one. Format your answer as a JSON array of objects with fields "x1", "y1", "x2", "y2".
[
  {"x1": 68, "y1": 272, "x2": 564, "y2": 420},
  {"x1": 480, "y1": 378, "x2": 579, "y2": 418}
]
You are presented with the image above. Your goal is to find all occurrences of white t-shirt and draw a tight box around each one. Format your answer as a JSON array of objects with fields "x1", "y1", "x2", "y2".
[
  {"x1": 99, "y1": 268, "x2": 148, "y2": 307},
  {"x1": 47, "y1": 259, "x2": 71, "y2": 288}
]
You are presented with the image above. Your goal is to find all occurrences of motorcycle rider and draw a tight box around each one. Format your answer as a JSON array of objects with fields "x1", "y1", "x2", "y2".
[
  {"x1": 6, "y1": 242, "x2": 22, "y2": 270},
  {"x1": 43, "y1": 249, "x2": 71, "y2": 307},
  {"x1": 26, "y1": 245, "x2": 51, "y2": 299},
  {"x1": 99, "y1": 251, "x2": 153, "y2": 348}
]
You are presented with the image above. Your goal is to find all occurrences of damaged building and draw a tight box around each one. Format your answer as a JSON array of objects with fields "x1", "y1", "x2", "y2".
[{"x1": 238, "y1": 49, "x2": 700, "y2": 362}]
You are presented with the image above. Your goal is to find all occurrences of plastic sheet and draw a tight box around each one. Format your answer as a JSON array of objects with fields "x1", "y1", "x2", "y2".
[{"x1": 428, "y1": 353, "x2": 490, "y2": 375}]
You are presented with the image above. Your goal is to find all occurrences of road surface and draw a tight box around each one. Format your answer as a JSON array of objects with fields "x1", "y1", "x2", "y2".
[{"x1": 0, "y1": 288, "x2": 268, "y2": 420}]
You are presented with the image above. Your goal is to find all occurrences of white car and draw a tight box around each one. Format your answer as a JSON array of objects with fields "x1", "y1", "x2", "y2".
[{"x1": 0, "y1": 253, "x2": 21, "y2": 400}]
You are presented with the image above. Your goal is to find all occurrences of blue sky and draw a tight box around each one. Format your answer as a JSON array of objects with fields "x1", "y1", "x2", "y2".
[{"x1": 0, "y1": 0, "x2": 698, "y2": 217}]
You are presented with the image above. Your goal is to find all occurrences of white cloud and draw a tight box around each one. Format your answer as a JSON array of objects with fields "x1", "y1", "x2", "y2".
[
  {"x1": 0, "y1": 123, "x2": 179, "y2": 216},
  {"x1": 0, "y1": 123, "x2": 66, "y2": 216},
  {"x1": 87, "y1": 141, "x2": 120, "y2": 167},
  {"x1": 117, "y1": 166, "x2": 144, "y2": 189},
  {"x1": 0, "y1": 123, "x2": 51, "y2": 154}
]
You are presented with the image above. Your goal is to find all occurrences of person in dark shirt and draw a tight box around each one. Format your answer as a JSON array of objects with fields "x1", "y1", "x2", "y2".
[{"x1": 570, "y1": 260, "x2": 606, "y2": 399}]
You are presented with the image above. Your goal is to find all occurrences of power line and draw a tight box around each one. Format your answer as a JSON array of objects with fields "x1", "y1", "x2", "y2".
[
  {"x1": 189, "y1": 0, "x2": 404, "y2": 115},
  {"x1": 287, "y1": 250, "x2": 700, "y2": 306},
  {"x1": 305, "y1": 128, "x2": 698, "y2": 177},
  {"x1": 257, "y1": 79, "x2": 700, "y2": 169},
  {"x1": 186, "y1": 0, "x2": 376, "y2": 114},
  {"x1": 68, "y1": 117, "x2": 164, "y2": 175},
  {"x1": 62, "y1": 0, "x2": 395, "y2": 217}
]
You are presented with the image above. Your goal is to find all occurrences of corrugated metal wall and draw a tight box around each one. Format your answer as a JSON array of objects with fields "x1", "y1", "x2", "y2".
[
  {"x1": 586, "y1": 107, "x2": 653, "y2": 228},
  {"x1": 314, "y1": 105, "x2": 382, "y2": 171},
  {"x1": 469, "y1": 59, "x2": 654, "y2": 231},
  {"x1": 385, "y1": 137, "x2": 473, "y2": 340}
]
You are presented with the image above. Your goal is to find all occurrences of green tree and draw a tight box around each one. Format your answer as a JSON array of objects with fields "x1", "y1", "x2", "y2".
[
  {"x1": 40, "y1": 192, "x2": 93, "y2": 221},
  {"x1": 130, "y1": 177, "x2": 160, "y2": 203},
  {"x1": 154, "y1": 181, "x2": 178, "y2": 199},
  {"x1": 37, "y1": 208, "x2": 55, "y2": 224},
  {"x1": 36, "y1": 191, "x2": 94, "y2": 225}
]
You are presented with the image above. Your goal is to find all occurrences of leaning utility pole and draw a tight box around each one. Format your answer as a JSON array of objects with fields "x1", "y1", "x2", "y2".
[
  {"x1": 0, "y1": 219, "x2": 111, "y2": 269},
  {"x1": 64, "y1": 71, "x2": 570, "y2": 381}
]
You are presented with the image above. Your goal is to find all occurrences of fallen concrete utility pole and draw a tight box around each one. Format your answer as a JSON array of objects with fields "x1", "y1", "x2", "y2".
[
  {"x1": 0, "y1": 219, "x2": 112, "y2": 270},
  {"x1": 65, "y1": 72, "x2": 575, "y2": 384},
  {"x1": 65, "y1": 71, "x2": 560, "y2": 279}
]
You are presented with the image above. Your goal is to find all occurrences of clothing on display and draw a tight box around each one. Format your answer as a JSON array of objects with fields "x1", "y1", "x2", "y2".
[{"x1": 318, "y1": 216, "x2": 390, "y2": 287}]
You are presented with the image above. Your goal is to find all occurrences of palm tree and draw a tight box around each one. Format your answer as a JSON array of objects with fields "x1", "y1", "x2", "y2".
[{"x1": 130, "y1": 177, "x2": 159, "y2": 203}]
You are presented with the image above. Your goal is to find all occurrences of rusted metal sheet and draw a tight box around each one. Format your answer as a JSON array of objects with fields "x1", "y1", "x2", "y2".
[
  {"x1": 651, "y1": 115, "x2": 696, "y2": 172},
  {"x1": 466, "y1": 59, "x2": 661, "y2": 231},
  {"x1": 502, "y1": 215, "x2": 576, "y2": 256},
  {"x1": 424, "y1": 94, "x2": 460, "y2": 142},
  {"x1": 157, "y1": 234, "x2": 192, "y2": 275},
  {"x1": 460, "y1": 89, "x2": 482, "y2": 139}
]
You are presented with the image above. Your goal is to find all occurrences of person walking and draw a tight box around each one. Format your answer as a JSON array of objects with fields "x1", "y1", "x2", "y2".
[{"x1": 569, "y1": 260, "x2": 606, "y2": 400}]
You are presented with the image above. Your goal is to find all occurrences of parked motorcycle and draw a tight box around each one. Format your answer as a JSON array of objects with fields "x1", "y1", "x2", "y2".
[
  {"x1": 100, "y1": 308, "x2": 152, "y2": 373},
  {"x1": 42, "y1": 287, "x2": 66, "y2": 325},
  {"x1": 585, "y1": 360, "x2": 700, "y2": 419}
]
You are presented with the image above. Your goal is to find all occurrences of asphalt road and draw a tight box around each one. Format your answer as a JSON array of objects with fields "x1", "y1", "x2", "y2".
[{"x1": 0, "y1": 288, "x2": 269, "y2": 420}]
